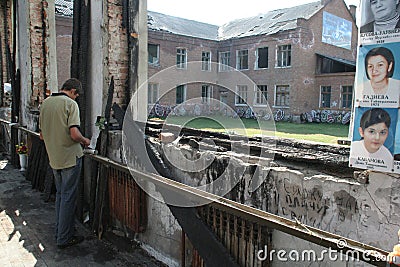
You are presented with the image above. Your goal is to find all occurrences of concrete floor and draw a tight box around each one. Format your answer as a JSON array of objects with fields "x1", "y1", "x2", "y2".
[{"x1": 0, "y1": 157, "x2": 166, "y2": 267}]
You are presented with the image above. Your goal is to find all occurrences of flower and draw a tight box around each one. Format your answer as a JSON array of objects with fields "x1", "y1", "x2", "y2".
[{"x1": 16, "y1": 142, "x2": 28, "y2": 154}]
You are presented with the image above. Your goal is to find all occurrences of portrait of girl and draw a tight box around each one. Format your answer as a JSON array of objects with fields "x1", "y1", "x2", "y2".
[
  {"x1": 355, "y1": 45, "x2": 400, "y2": 108},
  {"x1": 350, "y1": 107, "x2": 397, "y2": 172}
]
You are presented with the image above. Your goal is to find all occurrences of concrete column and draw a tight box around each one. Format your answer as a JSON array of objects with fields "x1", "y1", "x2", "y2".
[
  {"x1": 131, "y1": 0, "x2": 148, "y2": 122},
  {"x1": 17, "y1": 0, "x2": 31, "y2": 125},
  {"x1": 46, "y1": 1, "x2": 58, "y2": 93},
  {"x1": 88, "y1": 0, "x2": 104, "y2": 136}
]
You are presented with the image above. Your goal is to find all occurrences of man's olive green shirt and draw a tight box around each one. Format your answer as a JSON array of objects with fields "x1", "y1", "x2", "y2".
[{"x1": 39, "y1": 93, "x2": 83, "y2": 170}]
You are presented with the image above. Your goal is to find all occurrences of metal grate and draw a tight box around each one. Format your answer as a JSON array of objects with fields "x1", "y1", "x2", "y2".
[
  {"x1": 193, "y1": 206, "x2": 269, "y2": 267},
  {"x1": 108, "y1": 167, "x2": 147, "y2": 233}
]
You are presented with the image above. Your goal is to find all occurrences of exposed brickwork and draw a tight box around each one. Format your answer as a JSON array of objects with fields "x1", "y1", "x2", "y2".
[
  {"x1": 107, "y1": 0, "x2": 129, "y2": 106},
  {"x1": 0, "y1": 1, "x2": 12, "y2": 102},
  {"x1": 29, "y1": 1, "x2": 48, "y2": 106}
]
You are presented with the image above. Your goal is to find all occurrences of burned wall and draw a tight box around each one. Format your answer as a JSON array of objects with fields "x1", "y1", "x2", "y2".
[
  {"x1": 151, "y1": 134, "x2": 400, "y2": 252},
  {"x1": 107, "y1": 128, "x2": 400, "y2": 265}
]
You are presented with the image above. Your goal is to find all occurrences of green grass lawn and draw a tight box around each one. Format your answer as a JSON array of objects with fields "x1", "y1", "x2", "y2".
[{"x1": 163, "y1": 115, "x2": 350, "y2": 144}]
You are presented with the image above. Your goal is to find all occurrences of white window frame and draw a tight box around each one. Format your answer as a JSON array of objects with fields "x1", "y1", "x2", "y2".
[
  {"x1": 254, "y1": 85, "x2": 268, "y2": 106},
  {"x1": 319, "y1": 86, "x2": 331, "y2": 108},
  {"x1": 176, "y1": 48, "x2": 187, "y2": 69},
  {"x1": 147, "y1": 83, "x2": 159, "y2": 104},
  {"x1": 255, "y1": 47, "x2": 269, "y2": 70},
  {"x1": 276, "y1": 44, "x2": 291, "y2": 68},
  {"x1": 201, "y1": 84, "x2": 213, "y2": 104},
  {"x1": 219, "y1": 51, "x2": 231, "y2": 72},
  {"x1": 176, "y1": 84, "x2": 187, "y2": 104},
  {"x1": 235, "y1": 85, "x2": 248, "y2": 106},
  {"x1": 201, "y1": 51, "x2": 211, "y2": 71},
  {"x1": 236, "y1": 49, "x2": 249, "y2": 70},
  {"x1": 148, "y1": 43, "x2": 160, "y2": 66},
  {"x1": 341, "y1": 85, "x2": 353, "y2": 109},
  {"x1": 274, "y1": 85, "x2": 290, "y2": 108}
]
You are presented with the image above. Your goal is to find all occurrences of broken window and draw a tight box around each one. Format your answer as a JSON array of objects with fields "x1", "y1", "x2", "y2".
[
  {"x1": 148, "y1": 44, "x2": 160, "y2": 65},
  {"x1": 202, "y1": 51, "x2": 211, "y2": 71},
  {"x1": 277, "y1": 45, "x2": 291, "y2": 68},
  {"x1": 219, "y1": 51, "x2": 231, "y2": 71},
  {"x1": 148, "y1": 83, "x2": 159, "y2": 104},
  {"x1": 275, "y1": 85, "x2": 290, "y2": 107},
  {"x1": 341, "y1": 85, "x2": 353, "y2": 109},
  {"x1": 176, "y1": 85, "x2": 186, "y2": 104},
  {"x1": 255, "y1": 85, "x2": 268, "y2": 105},
  {"x1": 236, "y1": 49, "x2": 248, "y2": 70},
  {"x1": 320, "y1": 86, "x2": 331, "y2": 108},
  {"x1": 176, "y1": 48, "x2": 187, "y2": 69},
  {"x1": 256, "y1": 47, "x2": 268, "y2": 69},
  {"x1": 235, "y1": 85, "x2": 248, "y2": 105}
]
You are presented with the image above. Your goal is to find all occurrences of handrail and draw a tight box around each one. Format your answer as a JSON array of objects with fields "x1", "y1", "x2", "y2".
[{"x1": 85, "y1": 153, "x2": 393, "y2": 266}]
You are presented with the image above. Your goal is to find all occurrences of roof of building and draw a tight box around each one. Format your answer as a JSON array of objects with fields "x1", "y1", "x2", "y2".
[
  {"x1": 149, "y1": 1, "x2": 324, "y2": 41},
  {"x1": 55, "y1": 0, "x2": 73, "y2": 17},
  {"x1": 218, "y1": 1, "x2": 323, "y2": 40},
  {"x1": 148, "y1": 11, "x2": 220, "y2": 40}
]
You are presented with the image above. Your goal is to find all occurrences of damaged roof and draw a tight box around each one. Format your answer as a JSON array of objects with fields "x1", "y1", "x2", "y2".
[
  {"x1": 148, "y1": 11, "x2": 220, "y2": 40},
  {"x1": 149, "y1": 1, "x2": 324, "y2": 41},
  {"x1": 219, "y1": 1, "x2": 323, "y2": 40}
]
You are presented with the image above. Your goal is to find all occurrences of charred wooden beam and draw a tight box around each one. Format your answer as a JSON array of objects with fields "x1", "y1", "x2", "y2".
[{"x1": 92, "y1": 77, "x2": 115, "y2": 238}]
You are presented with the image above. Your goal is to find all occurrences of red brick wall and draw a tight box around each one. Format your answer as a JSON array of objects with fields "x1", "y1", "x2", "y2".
[{"x1": 148, "y1": 0, "x2": 357, "y2": 115}]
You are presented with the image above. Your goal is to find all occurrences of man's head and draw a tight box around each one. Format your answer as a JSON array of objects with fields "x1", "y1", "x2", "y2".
[
  {"x1": 370, "y1": 0, "x2": 399, "y2": 22},
  {"x1": 61, "y1": 78, "x2": 82, "y2": 100}
]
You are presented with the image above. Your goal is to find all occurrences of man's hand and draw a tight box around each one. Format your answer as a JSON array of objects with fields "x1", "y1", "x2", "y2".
[
  {"x1": 81, "y1": 137, "x2": 90, "y2": 147},
  {"x1": 70, "y1": 127, "x2": 90, "y2": 147}
]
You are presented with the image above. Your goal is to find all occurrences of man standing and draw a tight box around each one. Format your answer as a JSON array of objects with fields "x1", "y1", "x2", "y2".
[{"x1": 39, "y1": 78, "x2": 90, "y2": 249}]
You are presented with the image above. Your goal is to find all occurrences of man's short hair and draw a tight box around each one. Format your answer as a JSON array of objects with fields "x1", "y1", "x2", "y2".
[{"x1": 61, "y1": 78, "x2": 83, "y2": 93}]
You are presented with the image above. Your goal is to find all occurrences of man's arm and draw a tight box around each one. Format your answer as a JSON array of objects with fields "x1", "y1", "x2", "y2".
[{"x1": 70, "y1": 127, "x2": 90, "y2": 147}]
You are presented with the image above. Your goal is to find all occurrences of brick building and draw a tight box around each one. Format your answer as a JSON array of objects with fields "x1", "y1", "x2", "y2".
[{"x1": 147, "y1": 0, "x2": 358, "y2": 117}]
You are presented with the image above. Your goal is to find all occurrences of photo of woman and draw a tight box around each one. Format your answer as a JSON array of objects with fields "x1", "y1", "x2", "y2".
[
  {"x1": 360, "y1": 0, "x2": 400, "y2": 33},
  {"x1": 355, "y1": 46, "x2": 400, "y2": 107},
  {"x1": 350, "y1": 108, "x2": 396, "y2": 172}
]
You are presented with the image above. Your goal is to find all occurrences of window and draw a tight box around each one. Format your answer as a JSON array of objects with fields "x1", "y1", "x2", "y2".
[
  {"x1": 341, "y1": 85, "x2": 353, "y2": 109},
  {"x1": 176, "y1": 48, "x2": 187, "y2": 69},
  {"x1": 255, "y1": 85, "x2": 268, "y2": 105},
  {"x1": 219, "y1": 51, "x2": 231, "y2": 71},
  {"x1": 277, "y1": 45, "x2": 291, "y2": 67},
  {"x1": 236, "y1": 49, "x2": 249, "y2": 70},
  {"x1": 275, "y1": 85, "x2": 290, "y2": 107},
  {"x1": 202, "y1": 51, "x2": 211, "y2": 71},
  {"x1": 235, "y1": 85, "x2": 248, "y2": 105},
  {"x1": 202, "y1": 85, "x2": 212, "y2": 103},
  {"x1": 148, "y1": 44, "x2": 159, "y2": 65},
  {"x1": 256, "y1": 47, "x2": 268, "y2": 69},
  {"x1": 320, "y1": 86, "x2": 331, "y2": 108},
  {"x1": 176, "y1": 85, "x2": 186, "y2": 104},
  {"x1": 148, "y1": 83, "x2": 159, "y2": 104}
]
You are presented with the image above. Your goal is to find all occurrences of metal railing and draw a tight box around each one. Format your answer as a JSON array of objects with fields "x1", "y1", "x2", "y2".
[
  {"x1": 4, "y1": 124, "x2": 396, "y2": 266},
  {"x1": 86, "y1": 153, "x2": 393, "y2": 267}
]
